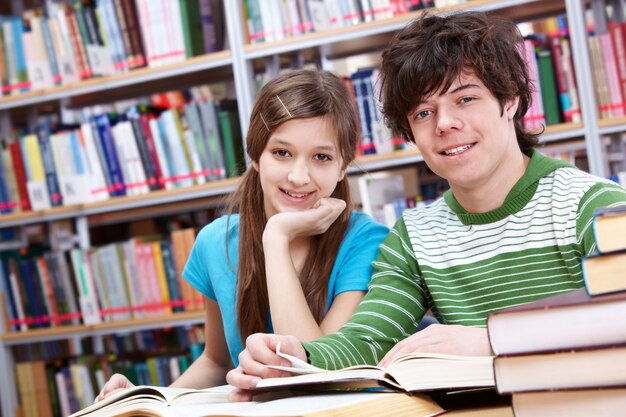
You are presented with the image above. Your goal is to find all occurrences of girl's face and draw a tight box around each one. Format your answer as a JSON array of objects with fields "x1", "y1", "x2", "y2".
[{"x1": 253, "y1": 117, "x2": 346, "y2": 219}]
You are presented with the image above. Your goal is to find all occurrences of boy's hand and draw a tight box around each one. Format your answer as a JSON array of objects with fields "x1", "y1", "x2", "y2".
[{"x1": 378, "y1": 324, "x2": 491, "y2": 367}]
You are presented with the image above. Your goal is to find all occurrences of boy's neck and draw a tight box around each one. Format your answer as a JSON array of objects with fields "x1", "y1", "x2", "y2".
[{"x1": 450, "y1": 152, "x2": 530, "y2": 214}]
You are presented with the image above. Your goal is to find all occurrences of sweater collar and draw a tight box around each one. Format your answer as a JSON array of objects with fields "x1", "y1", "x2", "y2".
[{"x1": 443, "y1": 149, "x2": 572, "y2": 225}]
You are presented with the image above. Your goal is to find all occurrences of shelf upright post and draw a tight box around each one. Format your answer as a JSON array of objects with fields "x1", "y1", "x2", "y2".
[
  {"x1": 74, "y1": 215, "x2": 92, "y2": 353},
  {"x1": 0, "y1": 341, "x2": 17, "y2": 417},
  {"x1": 565, "y1": 0, "x2": 609, "y2": 178},
  {"x1": 75, "y1": 215, "x2": 91, "y2": 250},
  {"x1": 0, "y1": 5, "x2": 20, "y2": 411},
  {"x1": 0, "y1": 247, "x2": 17, "y2": 417},
  {"x1": 319, "y1": 44, "x2": 334, "y2": 71},
  {"x1": 265, "y1": 55, "x2": 281, "y2": 79},
  {"x1": 0, "y1": 110, "x2": 11, "y2": 138},
  {"x1": 224, "y1": 0, "x2": 256, "y2": 161}
]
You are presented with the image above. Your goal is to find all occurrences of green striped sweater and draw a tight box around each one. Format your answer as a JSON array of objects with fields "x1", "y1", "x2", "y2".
[{"x1": 303, "y1": 150, "x2": 626, "y2": 369}]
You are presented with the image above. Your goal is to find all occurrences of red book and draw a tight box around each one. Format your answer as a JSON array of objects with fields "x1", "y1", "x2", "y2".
[
  {"x1": 8, "y1": 142, "x2": 31, "y2": 211},
  {"x1": 64, "y1": 4, "x2": 92, "y2": 79}
]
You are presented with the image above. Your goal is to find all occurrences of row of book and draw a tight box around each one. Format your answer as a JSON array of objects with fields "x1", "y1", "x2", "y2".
[
  {"x1": 242, "y1": 0, "x2": 460, "y2": 45},
  {"x1": 14, "y1": 339, "x2": 206, "y2": 417},
  {"x1": 520, "y1": 15, "x2": 582, "y2": 130},
  {"x1": 587, "y1": 3, "x2": 626, "y2": 121},
  {"x1": 0, "y1": 0, "x2": 225, "y2": 96},
  {"x1": 0, "y1": 228, "x2": 203, "y2": 333},
  {"x1": 486, "y1": 204, "x2": 626, "y2": 416},
  {"x1": 0, "y1": 87, "x2": 245, "y2": 214}
]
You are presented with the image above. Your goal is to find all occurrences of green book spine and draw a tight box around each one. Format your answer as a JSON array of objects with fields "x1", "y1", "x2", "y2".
[
  {"x1": 178, "y1": 0, "x2": 193, "y2": 58},
  {"x1": 537, "y1": 47, "x2": 562, "y2": 125},
  {"x1": 179, "y1": 0, "x2": 205, "y2": 57},
  {"x1": 218, "y1": 108, "x2": 244, "y2": 178}
]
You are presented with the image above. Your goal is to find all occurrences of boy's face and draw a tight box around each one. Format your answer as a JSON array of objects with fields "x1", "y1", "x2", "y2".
[{"x1": 406, "y1": 71, "x2": 522, "y2": 199}]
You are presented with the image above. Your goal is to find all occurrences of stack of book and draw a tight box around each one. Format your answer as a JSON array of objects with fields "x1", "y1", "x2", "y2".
[{"x1": 486, "y1": 205, "x2": 626, "y2": 417}]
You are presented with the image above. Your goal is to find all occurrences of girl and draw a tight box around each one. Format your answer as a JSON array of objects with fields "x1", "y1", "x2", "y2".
[{"x1": 96, "y1": 69, "x2": 388, "y2": 398}]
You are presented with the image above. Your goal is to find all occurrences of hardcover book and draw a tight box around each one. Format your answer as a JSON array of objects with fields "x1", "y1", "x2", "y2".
[
  {"x1": 487, "y1": 288, "x2": 626, "y2": 356},
  {"x1": 592, "y1": 205, "x2": 626, "y2": 253},
  {"x1": 512, "y1": 387, "x2": 626, "y2": 417},
  {"x1": 582, "y1": 249, "x2": 626, "y2": 296},
  {"x1": 494, "y1": 345, "x2": 626, "y2": 394}
]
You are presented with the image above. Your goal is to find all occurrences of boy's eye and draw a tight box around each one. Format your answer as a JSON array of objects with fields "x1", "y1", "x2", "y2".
[
  {"x1": 314, "y1": 154, "x2": 332, "y2": 161},
  {"x1": 459, "y1": 96, "x2": 475, "y2": 104},
  {"x1": 414, "y1": 109, "x2": 432, "y2": 120}
]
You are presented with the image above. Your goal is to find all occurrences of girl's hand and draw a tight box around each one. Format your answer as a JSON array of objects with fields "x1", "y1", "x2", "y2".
[
  {"x1": 94, "y1": 373, "x2": 135, "y2": 402},
  {"x1": 263, "y1": 198, "x2": 346, "y2": 243},
  {"x1": 226, "y1": 333, "x2": 306, "y2": 402}
]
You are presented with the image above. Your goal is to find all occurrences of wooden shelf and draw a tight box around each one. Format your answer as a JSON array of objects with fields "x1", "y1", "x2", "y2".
[
  {"x1": 0, "y1": 117, "x2": 595, "y2": 230},
  {"x1": 0, "y1": 311, "x2": 206, "y2": 346},
  {"x1": 243, "y1": 0, "x2": 565, "y2": 61},
  {"x1": 0, "y1": 51, "x2": 232, "y2": 111},
  {"x1": 0, "y1": 177, "x2": 241, "y2": 228}
]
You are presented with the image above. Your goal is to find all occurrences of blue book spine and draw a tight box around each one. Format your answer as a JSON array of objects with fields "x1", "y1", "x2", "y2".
[
  {"x1": 89, "y1": 116, "x2": 114, "y2": 193},
  {"x1": 18, "y1": 258, "x2": 46, "y2": 328},
  {"x1": 350, "y1": 70, "x2": 375, "y2": 154},
  {"x1": 35, "y1": 124, "x2": 64, "y2": 206},
  {"x1": 0, "y1": 149, "x2": 11, "y2": 214},
  {"x1": 160, "y1": 241, "x2": 183, "y2": 312},
  {"x1": 0, "y1": 259, "x2": 19, "y2": 331},
  {"x1": 11, "y1": 17, "x2": 29, "y2": 92},
  {"x1": 95, "y1": 114, "x2": 126, "y2": 196},
  {"x1": 40, "y1": 17, "x2": 61, "y2": 85}
]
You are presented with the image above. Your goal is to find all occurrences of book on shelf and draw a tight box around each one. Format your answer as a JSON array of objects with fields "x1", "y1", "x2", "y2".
[
  {"x1": 69, "y1": 385, "x2": 444, "y2": 417},
  {"x1": 487, "y1": 287, "x2": 626, "y2": 356},
  {"x1": 521, "y1": 37, "x2": 545, "y2": 130},
  {"x1": 254, "y1": 346, "x2": 494, "y2": 393},
  {"x1": 493, "y1": 345, "x2": 626, "y2": 394},
  {"x1": 534, "y1": 36, "x2": 562, "y2": 125},
  {"x1": 356, "y1": 171, "x2": 406, "y2": 227},
  {"x1": 511, "y1": 387, "x2": 626, "y2": 417}
]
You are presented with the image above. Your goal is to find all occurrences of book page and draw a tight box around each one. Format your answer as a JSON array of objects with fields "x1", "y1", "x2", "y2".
[
  {"x1": 386, "y1": 354, "x2": 494, "y2": 391},
  {"x1": 69, "y1": 385, "x2": 231, "y2": 417},
  {"x1": 108, "y1": 392, "x2": 442, "y2": 417}
]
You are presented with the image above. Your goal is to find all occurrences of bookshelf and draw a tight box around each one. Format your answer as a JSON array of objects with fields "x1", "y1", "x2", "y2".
[{"x1": 0, "y1": 0, "x2": 624, "y2": 416}]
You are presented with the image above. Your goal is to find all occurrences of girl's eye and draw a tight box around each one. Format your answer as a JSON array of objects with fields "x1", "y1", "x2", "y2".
[
  {"x1": 273, "y1": 149, "x2": 290, "y2": 157},
  {"x1": 314, "y1": 154, "x2": 332, "y2": 162}
]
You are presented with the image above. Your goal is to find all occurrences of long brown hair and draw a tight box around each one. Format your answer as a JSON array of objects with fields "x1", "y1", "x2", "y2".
[
  {"x1": 227, "y1": 70, "x2": 358, "y2": 341},
  {"x1": 379, "y1": 11, "x2": 538, "y2": 154}
]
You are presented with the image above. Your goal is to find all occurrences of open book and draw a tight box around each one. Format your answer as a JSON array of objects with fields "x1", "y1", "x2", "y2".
[
  {"x1": 255, "y1": 345, "x2": 495, "y2": 393},
  {"x1": 67, "y1": 385, "x2": 443, "y2": 417},
  {"x1": 68, "y1": 385, "x2": 231, "y2": 417}
]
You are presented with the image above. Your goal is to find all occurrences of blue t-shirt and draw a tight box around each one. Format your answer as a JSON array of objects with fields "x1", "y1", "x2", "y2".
[{"x1": 183, "y1": 211, "x2": 388, "y2": 365}]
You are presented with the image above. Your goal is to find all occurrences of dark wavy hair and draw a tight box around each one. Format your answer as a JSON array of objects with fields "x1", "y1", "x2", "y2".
[
  {"x1": 227, "y1": 69, "x2": 358, "y2": 341},
  {"x1": 379, "y1": 11, "x2": 539, "y2": 154}
]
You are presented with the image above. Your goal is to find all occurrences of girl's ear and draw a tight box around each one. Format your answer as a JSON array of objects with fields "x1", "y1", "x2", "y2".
[
  {"x1": 252, "y1": 161, "x2": 260, "y2": 172},
  {"x1": 338, "y1": 167, "x2": 346, "y2": 182}
]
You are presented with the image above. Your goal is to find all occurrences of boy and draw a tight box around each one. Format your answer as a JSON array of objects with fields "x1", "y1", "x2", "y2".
[{"x1": 227, "y1": 11, "x2": 626, "y2": 396}]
